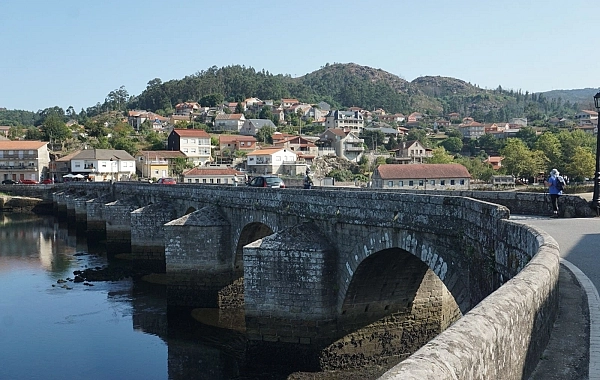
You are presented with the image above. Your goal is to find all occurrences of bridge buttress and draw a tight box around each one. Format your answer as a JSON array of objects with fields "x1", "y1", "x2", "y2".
[
  {"x1": 103, "y1": 197, "x2": 140, "y2": 253},
  {"x1": 163, "y1": 206, "x2": 234, "y2": 307}
]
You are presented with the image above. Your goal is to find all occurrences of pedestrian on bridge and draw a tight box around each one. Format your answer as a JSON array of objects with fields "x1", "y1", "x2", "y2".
[{"x1": 544, "y1": 168, "x2": 564, "y2": 217}]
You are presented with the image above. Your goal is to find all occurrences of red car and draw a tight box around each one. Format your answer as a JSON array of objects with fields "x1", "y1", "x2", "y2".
[
  {"x1": 19, "y1": 179, "x2": 39, "y2": 184},
  {"x1": 156, "y1": 177, "x2": 177, "y2": 184},
  {"x1": 41, "y1": 179, "x2": 54, "y2": 184}
]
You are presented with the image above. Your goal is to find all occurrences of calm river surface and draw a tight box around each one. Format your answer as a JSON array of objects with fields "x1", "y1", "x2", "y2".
[{"x1": 0, "y1": 213, "x2": 289, "y2": 380}]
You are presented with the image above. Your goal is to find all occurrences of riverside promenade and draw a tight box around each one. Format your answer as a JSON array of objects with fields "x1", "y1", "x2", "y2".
[{"x1": 512, "y1": 194, "x2": 600, "y2": 379}]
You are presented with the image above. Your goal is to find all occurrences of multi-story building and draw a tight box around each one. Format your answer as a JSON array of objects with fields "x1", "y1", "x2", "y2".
[
  {"x1": 246, "y1": 147, "x2": 302, "y2": 175},
  {"x1": 0, "y1": 141, "x2": 50, "y2": 183},
  {"x1": 213, "y1": 114, "x2": 246, "y2": 132},
  {"x1": 69, "y1": 149, "x2": 136, "y2": 182},
  {"x1": 317, "y1": 128, "x2": 365, "y2": 162},
  {"x1": 135, "y1": 150, "x2": 187, "y2": 180},
  {"x1": 167, "y1": 129, "x2": 212, "y2": 166},
  {"x1": 325, "y1": 110, "x2": 364, "y2": 134}
]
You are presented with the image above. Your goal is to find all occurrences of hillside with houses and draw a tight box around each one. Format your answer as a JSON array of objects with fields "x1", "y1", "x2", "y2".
[{"x1": 0, "y1": 64, "x2": 599, "y2": 188}]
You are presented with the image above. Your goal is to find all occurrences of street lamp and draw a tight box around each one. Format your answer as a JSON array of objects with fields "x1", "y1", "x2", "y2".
[{"x1": 592, "y1": 91, "x2": 600, "y2": 215}]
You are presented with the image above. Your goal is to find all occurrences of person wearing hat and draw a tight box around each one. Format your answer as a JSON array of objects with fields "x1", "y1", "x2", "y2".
[{"x1": 544, "y1": 168, "x2": 564, "y2": 217}]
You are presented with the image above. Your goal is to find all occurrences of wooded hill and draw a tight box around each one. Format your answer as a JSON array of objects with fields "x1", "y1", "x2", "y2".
[{"x1": 1, "y1": 63, "x2": 597, "y2": 127}]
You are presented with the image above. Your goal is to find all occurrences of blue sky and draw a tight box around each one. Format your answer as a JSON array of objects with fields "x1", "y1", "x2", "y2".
[{"x1": 1, "y1": 0, "x2": 598, "y2": 113}]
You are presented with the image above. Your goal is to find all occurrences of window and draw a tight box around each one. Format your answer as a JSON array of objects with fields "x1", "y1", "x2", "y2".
[
  {"x1": 202, "y1": 179, "x2": 207, "y2": 183},
  {"x1": 388, "y1": 181, "x2": 393, "y2": 187},
  {"x1": 451, "y1": 180, "x2": 455, "y2": 185},
  {"x1": 460, "y1": 179, "x2": 465, "y2": 185},
  {"x1": 398, "y1": 181, "x2": 403, "y2": 187},
  {"x1": 195, "y1": 179, "x2": 199, "y2": 183},
  {"x1": 440, "y1": 180, "x2": 445, "y2": 185},
  {"x1": 419, "y1": 180, "x2": 424, "y2": 186},
  {"x1": 210, "y1": 179, "x2": 214, "y2": 184},
  {"x1": 216, "y1": 179, "x2": 221, "y2": 184},
  {"x1": 409, "y1": 180, "x2": 414, "y2": 186},
  {"x1": 430, "y1": 180, "x2": 435, "y2": 186}
]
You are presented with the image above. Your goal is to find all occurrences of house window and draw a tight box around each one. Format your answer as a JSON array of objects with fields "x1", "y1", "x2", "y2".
[
  {"x1": 217, "y1": 179, "x2": 221, "y2": 184},
  {"x1": 398, "y1": 181, "x2": 403, "y2": 187},
  {"x1": 153, "y1": 170, "x2": 159, "y2": 175},
  {"x1": 451, "y1": 180, "x2": 456, "y2": 185},
  {"x1": 202, "y1": 179, "x2": 207, "y2": 183},
  {"x1": 441, "y1": 180, "x2": 445, "y2": 185},
  {"x1": 210, "y1": 179, "x2": 214, "y2": 183},
  {"x1": 240, "y1": 142, "x2": 245, "y2": 146},
  {"x1": 419, "y1": 180, "x2": 424, "y2": 186},
  {"x1": 195, "y1": 179, "x2": 199, "y2": 183},
  {"x1": 388, "y1": 181, "x2": 393, "y2": 187},
  {"x1": 460, "y1": 179, "x2": 465, "y2": 185},
  {"x1": 409, "y1": 180, "x2": 414, "y2": 186},
  {"x1": 430, "y1": 180, "x2": 435, "y2": 186}
]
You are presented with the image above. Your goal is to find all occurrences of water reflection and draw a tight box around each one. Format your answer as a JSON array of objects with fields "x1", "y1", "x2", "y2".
[{"x1": 0, "y1": 213, "x2": 295, "y2": 380}]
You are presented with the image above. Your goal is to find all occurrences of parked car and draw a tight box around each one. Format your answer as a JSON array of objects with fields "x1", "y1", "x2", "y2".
[
  {"x1": 247, "y1": 175, "x2": 285, "y2": 188},
  {"x1": 19, "y1": 179, "x2": 39, "y2": 184},
  {"x1": 1, "y1": 179, "x2": 17, "y2": 185},
  {"x1": 41, "y1": 178, "x2": 54, "y2": 184},
  {"x1": 156, "y1": 177, "x2": 177, "y2": 185}
]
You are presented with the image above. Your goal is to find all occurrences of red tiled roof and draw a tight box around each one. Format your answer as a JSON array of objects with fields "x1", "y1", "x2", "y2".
[
  {"x1": 137, "y1": 150, "x2": 186, "y2": 159},
  {"x1": 173, "y1": 129, "x2": 210, "y2": 137},
  {"x1": 0, "y1": 141, "x2": 48, "y2": 150},
  {"x1": 376, "y1": 164, "x2": 471, "y2": 179},
  {"x1": 183, "y1": 168, "x2": 243, "y2": 176}
]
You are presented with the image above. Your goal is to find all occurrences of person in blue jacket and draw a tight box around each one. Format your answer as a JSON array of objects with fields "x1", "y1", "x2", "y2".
[{"x1": 544, "y1": 168, "x2": 563, "y2": 217}]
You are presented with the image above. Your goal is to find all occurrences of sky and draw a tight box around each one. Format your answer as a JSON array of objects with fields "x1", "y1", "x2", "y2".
[{"x1": 1, "y1": 0, "x2": 598, "y2": 113}]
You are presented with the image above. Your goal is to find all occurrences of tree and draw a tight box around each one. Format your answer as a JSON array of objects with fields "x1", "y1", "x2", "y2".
[
  {"x1": 259, "y1": 106, "x2": 273, "y2": 120},
  {"x1": 534, "y1": 132, "x2": 562, "y2": 171},
  {"x1": 500, "y1": 138, "x2": 546, "y2": 178},
  {"x1": 516, "y1": 126, "x2": 537, "y2": 149},
  {"x1": 565, "y1": 146, "x2": 595, "y2": 182},
  {"x1": 42, "y1": 114, "x2": 71, "y2": 150},
  {"x1": 172, "y1": 157, "x2": 193, "y2": 177},
  {"x1": 427, "y1": 147, "x2": 454, "y2": 164},
  {"x1": 235, "y1": 102, "x2": 244, "y2": 114},
  {"x1": 406, "y1": 129, "x2": 430, "y2": 147},
  {"x1": 256, "y1": 125, "x2": 275, "y2": 144},
  {"x1": 199, "y1": 93, "x2": 224, "y2": 107},
  {"x1": 454, "y1": 156, "x2": 496, "y2": 181},
  {"x1": 440, "y1": 137, "x2": 463, "y2": 154}
]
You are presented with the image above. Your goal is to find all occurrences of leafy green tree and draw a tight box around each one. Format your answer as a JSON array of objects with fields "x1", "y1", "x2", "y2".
[
  {"x1": 8, "y1": 126, "x2": 24, "y2": 140},
  {"x1": 454, "y1": 156, "x2": 496, "y2": 182},
  {"x1": 406, "y1": 129, "x2": 430, "y2": 147},
  {"x1": 199, "y1": 93, "x2": 224, "y2": 107},
  {"x1": 566, "y1": 146, "x2": 595, "y2": 181},
  {"x1": 25, "y1": 127, "x2": 43, "y2": 140},
  {"x1": 256, "y1": 126, "x2": 275, "y2": 144},
  {"x1": 259, "y1": 106, "x2": 273, "y2": 120},
  {"x1": 500, "y1": 138, "x2": 546, "y2": 178},
  {"x1": 235, "y1": 102, "x2": 244, "y2": 114},
  {"x1": 440, "y1": 136, "x2": 463, "y2": 154},
  {"x1": 172, "y1": 157, "x2": 194, "y2": 176},
  {"x1": 41, "y1": 114, "x2": 71, "y2": 150},
  {"x1": 534, "y1": 132, "x2": 562, "y2": 171},
  {"x1": 477, "y1": 133, "x2": 501, "y2": 153},
  {"x1": 427, "y1": 147, "x2": 454, "y2": 164},
  {"x1": 516, "y1": 126, "x2": 538, "y2": 149},
  {"x1": 110, "y1": 136, "x2": 137, "y2": 155}
]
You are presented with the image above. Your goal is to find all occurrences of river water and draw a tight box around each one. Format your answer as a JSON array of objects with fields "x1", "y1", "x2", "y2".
[{"x1": 0, "y1": 213, "x2": 292, "y2": 380}]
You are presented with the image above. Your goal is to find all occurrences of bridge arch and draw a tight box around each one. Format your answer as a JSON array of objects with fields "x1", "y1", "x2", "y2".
[
  {"x1": 234, "y1": 222, "x2": 273, "y2": 275},
  {"x1": 338, "y1": 227, "x2": 471, "y2": 314}
]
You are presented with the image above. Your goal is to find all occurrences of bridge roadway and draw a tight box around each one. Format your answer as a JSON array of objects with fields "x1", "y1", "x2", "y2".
[{"x1": 510, "y1": 211, "x2": 600, "y2": 380}]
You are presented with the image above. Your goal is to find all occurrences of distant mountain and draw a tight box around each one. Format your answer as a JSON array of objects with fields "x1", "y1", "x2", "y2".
[
  {"x1": 538, "y1": 88, "x2": 599, "y2": 108},
  {"x1": 4, "y1": 63, "x2": 588, "y2": 125}
]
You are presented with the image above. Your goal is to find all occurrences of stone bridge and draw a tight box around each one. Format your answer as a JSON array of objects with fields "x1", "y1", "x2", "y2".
[{"x1": 40, "y1": 182, "x2": 562, "y2": 379}]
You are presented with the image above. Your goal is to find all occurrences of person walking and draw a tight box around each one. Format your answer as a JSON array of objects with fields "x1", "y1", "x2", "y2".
[
  {"x1": 544, "y1": 168, "x2": 564, "y2": 217},
  {"x1": 233, "y1": 174, "x2": 239, "y2": 187}
]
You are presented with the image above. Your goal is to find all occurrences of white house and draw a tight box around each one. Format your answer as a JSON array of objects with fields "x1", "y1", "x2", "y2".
[
  {"x1": 167, "y1": 129, "x2": 212, "y2": 166},
  {"x1": 246, "y1": 147, "x2": 299, "y2": 175},
  {"x1": 182, "y1": 167, "x2": 244, "y2": 185},
  {"x1": 372, "y1": 163, "x2": 471, "y2": 190},
  {"x1": 69, "y1": 149, "x2": 136, "y2": 182},
  {"x1": 325, "y1": 110, "x2": 364, "y2": 134},
  {"x1": 213, "y1": 113, "x2": 246, "y2": 132}
]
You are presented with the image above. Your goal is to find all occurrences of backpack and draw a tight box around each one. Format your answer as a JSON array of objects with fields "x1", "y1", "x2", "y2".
[{"x1": 556, "y1": 176, "x2": 566, "y2": 192}]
